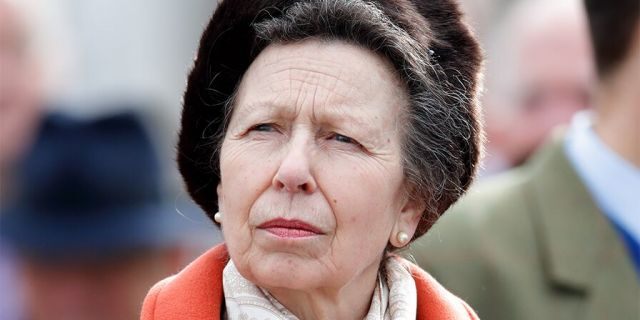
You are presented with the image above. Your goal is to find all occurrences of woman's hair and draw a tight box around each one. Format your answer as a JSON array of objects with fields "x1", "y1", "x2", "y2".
[{"x1": 178, "y1": 0, "x2": 483, "y2": 239}]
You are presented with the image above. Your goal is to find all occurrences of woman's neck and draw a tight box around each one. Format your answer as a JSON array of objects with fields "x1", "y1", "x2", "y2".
[{"x1": 265, "y1": 258, "x2": 381, "y2": 320}]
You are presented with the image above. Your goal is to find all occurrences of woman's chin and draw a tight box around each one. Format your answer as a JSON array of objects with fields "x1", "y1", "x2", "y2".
[{"x1": 237, "y1": 250, "x2": 332, "y2": 292}]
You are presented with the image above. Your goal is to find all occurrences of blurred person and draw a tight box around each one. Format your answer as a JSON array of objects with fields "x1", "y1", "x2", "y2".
[
  {"x1": 0, "y1": 0, "x2": 45, "y2": 200},
  {"x1": 481, "y1": 0, "x2": 594, "y2": 174},
  {"x1": 141, "y1": 0, "x2": 484, "y2": 319},
  {"x1": 412, "y1": 0, "x2": 640, "y2": 319},
  {"x1": 0, "y1": 112, "x2": 184, "y2": 320},
  {"x1": 0, "y1": 1, "x2": 47, "y2": 319}
]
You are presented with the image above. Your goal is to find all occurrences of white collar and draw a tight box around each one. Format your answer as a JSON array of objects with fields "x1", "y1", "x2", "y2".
[{"x1": 564, "y1": 111, "x2": 640, "y2": 242}]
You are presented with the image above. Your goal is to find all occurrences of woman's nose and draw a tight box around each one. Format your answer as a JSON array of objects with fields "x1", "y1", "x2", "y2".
[{"x1": 272, "y1": 139, "x2": 317, "y2": 194}]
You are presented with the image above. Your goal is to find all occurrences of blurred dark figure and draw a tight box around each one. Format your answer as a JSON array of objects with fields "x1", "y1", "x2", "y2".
[
  {"x1": 412, "y1": 0, "x2": 639, "y2": 319},
  {"x1": 1, "y1": 113, "x2": 183, "y2": 320}
]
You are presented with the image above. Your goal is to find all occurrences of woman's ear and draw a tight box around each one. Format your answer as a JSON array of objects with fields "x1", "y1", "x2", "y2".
[{"x1": 389, "y1": 195, "x2": 425, "y2": 248}]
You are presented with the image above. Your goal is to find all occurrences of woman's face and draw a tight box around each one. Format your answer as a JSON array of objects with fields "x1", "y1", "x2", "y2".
[{"x1": 218, "y1": 39, "x2": 422, "y2": 293}]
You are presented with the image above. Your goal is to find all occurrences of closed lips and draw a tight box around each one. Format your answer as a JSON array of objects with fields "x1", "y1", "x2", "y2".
[{"x1": 258, "y1": 218, "x2": 324, "y2": 237}]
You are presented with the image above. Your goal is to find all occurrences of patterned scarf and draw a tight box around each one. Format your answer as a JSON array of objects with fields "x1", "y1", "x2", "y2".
[{"x1": 222, "y1": 256, "x2": 417, "y2": 319}]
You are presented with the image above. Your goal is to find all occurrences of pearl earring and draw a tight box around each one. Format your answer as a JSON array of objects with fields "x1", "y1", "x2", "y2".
[
  {"x1": 397, "y1": 231, "x2": 410, "y2": 245},
  {"x1": 214, "y1": 212, "x2": 222, "y2": 224}
]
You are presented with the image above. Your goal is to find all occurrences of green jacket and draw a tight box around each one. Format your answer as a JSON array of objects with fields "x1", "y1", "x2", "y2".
[{"x1": 411, "y1": 134, "x2": 640, "y2": 319}]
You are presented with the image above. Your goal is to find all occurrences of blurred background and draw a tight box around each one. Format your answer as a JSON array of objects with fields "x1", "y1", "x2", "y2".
[{"x1": 0, "y1": 0, "x2": 594, "y2": 319}]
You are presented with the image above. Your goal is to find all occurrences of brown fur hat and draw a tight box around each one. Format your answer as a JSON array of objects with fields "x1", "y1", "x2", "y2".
[{"x1": 177, "y1": 0, "x2": 482, "y2": 236}]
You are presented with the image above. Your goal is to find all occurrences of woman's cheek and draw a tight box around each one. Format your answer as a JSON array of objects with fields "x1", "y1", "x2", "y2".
[{"x1": 220, "y1": 140, "x2": 281, "y2": 219}]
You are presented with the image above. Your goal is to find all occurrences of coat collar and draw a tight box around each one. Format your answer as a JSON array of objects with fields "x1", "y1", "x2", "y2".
[
  {"x1": 142, "y1": 244, "x2": 478, "y2": 319},
  {"x1": 525, "y1": 131, "x2": 636, "y2": 291}
]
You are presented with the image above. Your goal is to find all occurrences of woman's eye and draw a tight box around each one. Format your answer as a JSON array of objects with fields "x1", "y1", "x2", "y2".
[
  {"x1": 329, "y1": 133, "x2": 359, "y2": 146},
  {"x1": 250, "y1": 123, "x2": 276, "y2": 132}
]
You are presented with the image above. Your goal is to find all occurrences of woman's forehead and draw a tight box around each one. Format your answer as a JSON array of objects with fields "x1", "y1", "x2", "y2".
[{"x1": 233, "y1": 40, "x2": 407, "y2": 124}]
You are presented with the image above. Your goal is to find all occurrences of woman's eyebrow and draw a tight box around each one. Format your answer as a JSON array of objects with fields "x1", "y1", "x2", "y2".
[
  {"x1": 232, "y1": 100, "x2": 295, "y2": 123},
  {"x1": 313, "y1": 105, "x2": 372, "y2": 132},
  {"x1": 235, "y1": 97, "x2": 385, "y2": 137}
]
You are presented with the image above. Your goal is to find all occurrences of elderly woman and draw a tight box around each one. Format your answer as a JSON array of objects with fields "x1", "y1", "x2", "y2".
[{"x1": 142, "y1": 0, "x2": 482, "y2": 319}]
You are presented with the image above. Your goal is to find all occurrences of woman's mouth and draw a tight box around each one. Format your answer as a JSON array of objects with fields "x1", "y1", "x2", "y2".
[{"x1": 257, "y1": 218, "x2": 324, "y2": 238}]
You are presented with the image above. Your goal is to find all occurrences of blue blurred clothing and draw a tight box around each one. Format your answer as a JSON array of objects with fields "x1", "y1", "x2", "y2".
[
  {"x1": 0, "y1": 241, "x2": 24, "y2": 320},
  {"x1": 565, "y1": 111, "x2": 640, "y2": 276}
]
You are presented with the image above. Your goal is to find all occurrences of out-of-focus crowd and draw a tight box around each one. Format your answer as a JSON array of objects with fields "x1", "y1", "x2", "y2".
[
  {"x1": 0, "y1": 0, "x2": 637, "y2": 319},
  {"x1": 0, "y1": 1, "x2": 220, "y2": 319}
]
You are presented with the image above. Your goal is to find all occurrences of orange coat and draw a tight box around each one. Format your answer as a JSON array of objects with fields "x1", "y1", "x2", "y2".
[{"x1": 141, "y1": 244, "x2": 479, "y2": 319}]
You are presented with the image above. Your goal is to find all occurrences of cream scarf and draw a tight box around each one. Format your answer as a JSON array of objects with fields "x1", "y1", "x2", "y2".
[{"x1": 222, "y1": 256, "x2": 417, "y2": 319}]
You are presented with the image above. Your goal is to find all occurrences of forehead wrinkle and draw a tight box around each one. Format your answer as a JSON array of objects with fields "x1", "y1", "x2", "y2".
[
  {"x1": 263, "y1": 67, "x2": 367, "y2": 121},
  {"x1": 258, "y1": 45, "x2": 368, "y2": 90},
  {"x1": 260, "y1": 53, "x2": 352, "y2": 79},
  {"x1": 268, "y1": 66, "x2": 359, "y2": 99}
]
